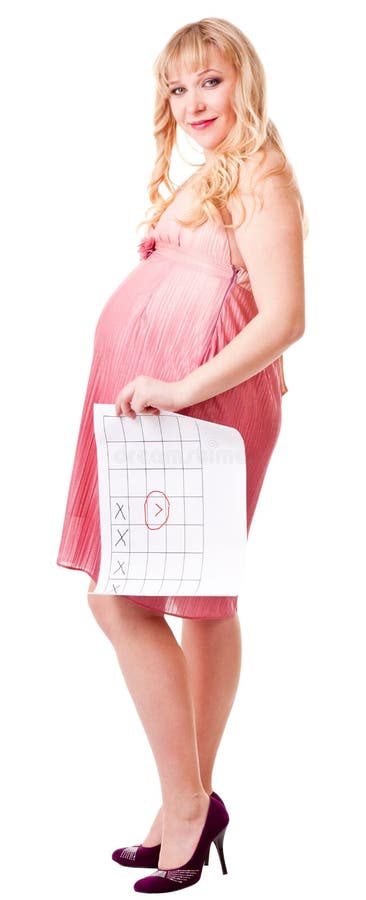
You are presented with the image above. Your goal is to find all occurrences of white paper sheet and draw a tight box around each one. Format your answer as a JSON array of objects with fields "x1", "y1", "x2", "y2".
[{"x1": 91, "y1": 404, "x2": 247, "y2": 597}]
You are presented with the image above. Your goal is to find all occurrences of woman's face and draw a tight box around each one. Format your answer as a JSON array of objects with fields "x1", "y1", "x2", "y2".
[{"x1": 167, "y1": 47, "x2": 237, "y2": 159}]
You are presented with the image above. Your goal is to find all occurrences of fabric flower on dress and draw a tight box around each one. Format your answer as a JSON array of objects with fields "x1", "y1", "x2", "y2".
[{"x1": 138, "y1": 234, "x2": 156, "y2": 260}]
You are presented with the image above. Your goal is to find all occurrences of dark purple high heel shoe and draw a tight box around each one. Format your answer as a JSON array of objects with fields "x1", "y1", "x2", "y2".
[
  {"x1": 133, "y1": 794, "x2": 229, "y2": 893},
  {"x1": 111, "y1": 791, "x2": 226, "y2": 870}
]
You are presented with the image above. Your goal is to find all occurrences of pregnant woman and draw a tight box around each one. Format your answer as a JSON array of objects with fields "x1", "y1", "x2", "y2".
[{"x1": 57, "y1": 16, "x2": 306, "y2": 894}]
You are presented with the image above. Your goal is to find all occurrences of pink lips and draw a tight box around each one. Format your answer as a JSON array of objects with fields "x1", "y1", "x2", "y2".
[{"x1": 190, "y1": 118, "x2": 217, "y2": 129}]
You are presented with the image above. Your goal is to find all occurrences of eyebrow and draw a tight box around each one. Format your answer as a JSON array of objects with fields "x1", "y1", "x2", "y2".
[{"x1": 168, "y1": 68, "x2": 223, "y2": 86}]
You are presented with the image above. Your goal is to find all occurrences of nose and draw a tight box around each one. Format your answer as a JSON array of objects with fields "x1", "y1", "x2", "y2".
[{"x1": 185, "y1": 87, "x2": 206, "y2": 115}]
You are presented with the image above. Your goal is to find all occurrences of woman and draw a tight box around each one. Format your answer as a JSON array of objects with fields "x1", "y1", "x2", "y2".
[{"x1": 57, "y1": 17, "x2": 306, "y2": 894}]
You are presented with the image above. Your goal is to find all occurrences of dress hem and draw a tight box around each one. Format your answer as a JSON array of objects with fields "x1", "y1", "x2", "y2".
[{"x1": 56, "y1": 559, "x2": 238, "y2": 621}]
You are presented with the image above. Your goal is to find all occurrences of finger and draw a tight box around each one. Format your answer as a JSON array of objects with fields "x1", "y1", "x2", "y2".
[
  {"x1": 116, "y1": 390, "x2": 135, "y2": 418},
  {"x1": 126, "y1": 398, "x2": 137, "y2": 418},
  {"x1": 115, "y1": 390, "x2": 126, "y2": 416}
]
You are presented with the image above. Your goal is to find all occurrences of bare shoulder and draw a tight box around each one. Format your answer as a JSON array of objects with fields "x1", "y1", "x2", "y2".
[
  {"x1": 227, "y1": 142, "x2": 303, "y2": 225},
  {"x1": 239, "y1": 142, "x2": 295, "y2": 191}
]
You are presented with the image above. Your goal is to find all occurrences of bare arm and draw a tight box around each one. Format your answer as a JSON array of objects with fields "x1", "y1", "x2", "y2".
[{"x1": 178, "y1": 153, "x2": 305, "y2": 407}]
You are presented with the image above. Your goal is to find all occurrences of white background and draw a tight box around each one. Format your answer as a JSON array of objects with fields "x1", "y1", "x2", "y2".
[{"x1": 1, "y1": 2, "x2": 365, "y2": 898}]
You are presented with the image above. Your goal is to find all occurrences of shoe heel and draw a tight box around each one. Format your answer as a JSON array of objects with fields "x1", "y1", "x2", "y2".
[
  {"x1": 213, "y1": 825, "x2": 228, "y2": 875},
  {"x1": 204, "y1": 846, "x2": 210, "y2": 866}
]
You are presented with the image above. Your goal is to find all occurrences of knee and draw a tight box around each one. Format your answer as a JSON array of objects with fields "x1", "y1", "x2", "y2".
[
  {"x1": 86, "y1": 577, "x2": 163, "y2": 639},
  {"x1": 86, "y1": 577, "x2": 123, "y2": 639}
]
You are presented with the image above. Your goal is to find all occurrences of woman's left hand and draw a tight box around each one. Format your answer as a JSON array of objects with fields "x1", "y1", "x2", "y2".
[{"x1": 115, "y1": 374, "x2": 187, "y2": 419}]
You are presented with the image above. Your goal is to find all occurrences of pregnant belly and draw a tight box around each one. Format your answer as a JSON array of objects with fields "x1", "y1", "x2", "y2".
[{"x1": 94, "y1": 264, "x2": 232, "y2": 383}]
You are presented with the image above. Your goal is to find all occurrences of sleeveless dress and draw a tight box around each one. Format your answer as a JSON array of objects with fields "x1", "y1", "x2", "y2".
[{"x1": 56, "y1": 184, "x2": 288, "y2": 619}]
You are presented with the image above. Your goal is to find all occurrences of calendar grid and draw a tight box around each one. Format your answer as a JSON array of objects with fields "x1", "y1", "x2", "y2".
[{"x1": 101, "y1": 413, "x2": 205, "y2": 596}]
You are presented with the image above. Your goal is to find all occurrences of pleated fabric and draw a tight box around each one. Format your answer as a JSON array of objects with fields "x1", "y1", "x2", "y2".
[{"x1": 56, "y1": 193, "x2": 288, "y2": 619}]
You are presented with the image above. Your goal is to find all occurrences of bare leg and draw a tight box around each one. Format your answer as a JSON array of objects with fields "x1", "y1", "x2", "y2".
[
  {"x1": 180, "y1": 613, "x2": 242, "y2": 791},
  {"x1": 87, "y1": 583, "x2": 210, "y2": 869},
  {"x1": 141, "y1": 612, "x2": 242, "y2": 846}
]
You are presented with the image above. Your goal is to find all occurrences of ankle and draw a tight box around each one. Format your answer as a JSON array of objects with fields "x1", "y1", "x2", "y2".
[
  {"x1": 162, "y1": 790, "x2": 209, "y2": 821},
  {"x1": 203, "y1": 782, "x2": 213, "y2": 795}
]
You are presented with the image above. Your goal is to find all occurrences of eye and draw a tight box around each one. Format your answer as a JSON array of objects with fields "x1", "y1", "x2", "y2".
[{"x1": 170, "y1": 78, "x2": 221, "y2": 96}]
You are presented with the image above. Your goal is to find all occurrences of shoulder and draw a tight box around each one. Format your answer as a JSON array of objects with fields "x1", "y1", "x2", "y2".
[
  {"x1": 227, "y1": 141, "x2": 302, "y2": 224},
  {"x1": 238, "y1": 141, "x2": 294, "y2": 192}
]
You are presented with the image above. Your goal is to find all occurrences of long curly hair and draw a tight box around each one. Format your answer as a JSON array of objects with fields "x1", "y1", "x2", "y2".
[{"x1": 137, "y1": 17, "x2": 308, "y2": 239}]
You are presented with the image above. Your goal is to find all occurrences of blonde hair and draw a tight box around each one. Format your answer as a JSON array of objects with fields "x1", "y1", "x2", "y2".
[{"x1": 138, "y1": 17, "x2": 308, "y2": 239}]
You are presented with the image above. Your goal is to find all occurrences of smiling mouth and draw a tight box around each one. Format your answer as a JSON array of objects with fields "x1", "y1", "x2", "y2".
[{"x1": 190, "y1": 118, "x2": 217, "y2": 128}]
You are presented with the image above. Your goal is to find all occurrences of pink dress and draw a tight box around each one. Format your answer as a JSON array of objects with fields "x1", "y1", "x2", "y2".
[{"x1": 56, "y1": 186, "x2": 287, "y2": 619}]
